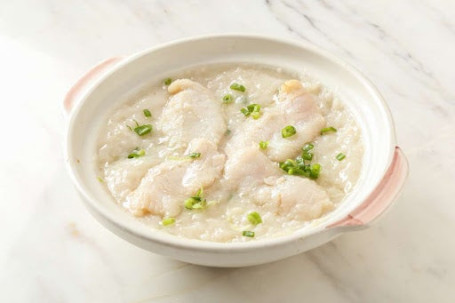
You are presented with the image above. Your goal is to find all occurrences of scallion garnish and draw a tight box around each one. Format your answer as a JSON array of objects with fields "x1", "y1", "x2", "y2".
[
  {"x1": 164, "y1": 78, "x2": 172, "y2": 86},
  {"x1": 248, "y1": 104, "x2": 260, "y2": 113},
  {"x1": 186, "y1": 198, "x2": 205, "y2": 209},
  {"x1": 320, "y1": 126, "x2": 337, "y2": 135},
  {"x1": 302, "y1": 143, "x2": 314, "y2": 151},
  {"x1": 97, "y1": 176, "x2": 104, "y2": 183},
  {"x1": 280, "y1": 159, "x2": 296, "y2": 170},
  {"x1": 242, "y1": 231, "x2": 255, "y2": 237},
  {"x1": 134, "y1": 124, "x2": 152, "y2": 136},
  {"x1": 143, "y1": 109, "x2": 152, "y2": 118},
  {"x1": 279, "y1": 160, "x2": 322, "y2": 179},
  {"x1": 251, "y1": 111, "x2": 261, "y2": 120},
  {"x1": 128, "y1": 148, "x2": 146, "y2": 159},
  {"x1": 161, "y1": 217, "x2": 175, "y2": 226},
  {"x1": 189, "y1": 152, "x2": 201, "y2": 159},
  {"x1": 336, "y1": 153, "x2": 346, "y2": 161},
  {"x1": 259, "y1": 141, "x2": 269, "y2": 150},
  {"x1": 225, "y1": 129, "x2": 231, "y2": 136},
  {"x1": 309, "y1": 163, "x2": 321, "y2": 179},
  {"x1": 240, "y1": 103, "x2": 261, "y2": 118},
  {"x1": 280, "y1": 152, "x2": 321, "y2": 179},
  {"x1": 281, "y1": 125, "x2": 296, "y2": 138},
  {"x1": 223, "y1": 94, "x2": 234, "y2": 104},
  {"x1": 184, "y1": 188, "x2": 207, "y2": 210},
  {"x1": 301, "y1": 151, "x2": 313, "y2": 161},
  {"x1": 301, "y1": 142, "x2": 314, "y2": 160},
  {"x1": 247, "y1": 212, "x2": 262, "y2": 225},
  {"x1": 230, "y1": 83, "x2": 246, "y2": 92},
  {"x1": 240, "y1": 108, "x2": 250, "y2": 116},
  {"x1": 278, "y1": 142, "x2": 322, "y2": 179}
]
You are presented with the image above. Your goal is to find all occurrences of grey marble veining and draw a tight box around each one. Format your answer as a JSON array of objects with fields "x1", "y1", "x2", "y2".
[{"x1": 0, "y1": 0, "x2": 454, "y2": 302}]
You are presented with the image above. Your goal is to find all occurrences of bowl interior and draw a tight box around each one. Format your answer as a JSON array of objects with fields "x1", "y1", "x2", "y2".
[{"x1": 66, "y1": 35, "x2": 395, "y2": 249}]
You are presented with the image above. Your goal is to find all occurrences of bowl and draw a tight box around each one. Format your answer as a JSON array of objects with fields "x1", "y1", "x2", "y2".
[{"x1": 64, "y1": 34, "x2": 408, "y2": 267}]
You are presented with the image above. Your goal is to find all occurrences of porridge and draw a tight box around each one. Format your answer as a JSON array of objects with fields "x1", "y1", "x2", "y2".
[{"x1": 96, "y1": 64, "x2": 363, "y2": 242}]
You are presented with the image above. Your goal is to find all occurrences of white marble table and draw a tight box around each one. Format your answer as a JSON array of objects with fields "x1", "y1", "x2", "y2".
[{"x1": 1, "y1": 0, "x2": 454, "y2": 302}]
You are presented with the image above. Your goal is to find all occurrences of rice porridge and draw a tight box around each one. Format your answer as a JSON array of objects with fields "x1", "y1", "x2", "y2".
[{"x1": 96, "y1": 64, "x2": 363, "y2": 242}]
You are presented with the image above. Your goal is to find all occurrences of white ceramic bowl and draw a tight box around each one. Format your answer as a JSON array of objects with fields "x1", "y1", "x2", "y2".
[{"x1": 64, "y1": 35, "x2": 408, "y2": 267}]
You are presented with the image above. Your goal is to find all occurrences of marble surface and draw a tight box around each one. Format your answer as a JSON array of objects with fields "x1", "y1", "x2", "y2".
[{"x1": 1, "y1": 0, "x2": 454, "y2": 302}]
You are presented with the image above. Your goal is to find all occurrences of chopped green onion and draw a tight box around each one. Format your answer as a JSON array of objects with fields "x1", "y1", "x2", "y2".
[
  {"x1": 223, "y1": 94, "x2": 234, "y2": 104},
  {"x1": 282, "y1": 125, "x2": 297, "y2": 138},
  {"x1": 225, "y1": 129, "x2": 231, "y2": 136},
  {"x1": 134, "y1": 124, "x2": 153, "y2": 136},
  {"x1": 301, "y1": 143, "x2": 314, "y2": 161},
  {"x1": 247, "y1": 212, "x2": 262, "y2": 225},
  {"x1": 309, "y1": 163, "x2": 321, "y2": 179},
  {"x1": 184, "y1": 197, "x2": 206, "y2": 210},
  {"x1": 161, "y1": 217, "x2": 175, "y2": 226},
  {"x1": 192, "y1": 201, "x2": 207, "y2": 209},
  {"x1": 278, "y1": 140, "x2": 321, "y2": 179},
  {"x1": 247, "y1": 104, "x2": 261, "y2": 113},
  {"x1": 251, "y1": 111, "x2": 261, "y2": 119},
  {"x1": 303, "y1": 143, "x2": 314, "y2": 151},
  {"x1": 279, "y1": 158, "x2": 321, "y2": 180},
  {"x1": 240, "y1": 103, "x2": 261, "y2": 118},
  {"x1": 184, "y1": 188, "x2": 207, "y2": 210},
  {"x1": 336, "y1": 153, "x2": 346, "y2": 161},
  {"x1": 128, "y1": 148, "x2": 146, "y2": 159},
  {"x1": 320, "y1": 126, "x2": 337, "y2": 135},
  {"x1": 242, "y1": 231, "x2": 255, "y2": 237},
  {"x1": 230, "y1": 83, "x2": 246, "y2": 92},
  {"x1": 143, "y1": 109, "x2": 152, "y2": 118},
  {"x1": 259, "y1": 141, "x2": 269, "y2": 150},
  {"x1": 302, "y1": 151, "x2": 313, "y2": 161},
  {"x1": 97, "y1": 176, "x2": 104, "y2": 183},
  {"x1": 240, "y1": 108, "x2": 250, "y2": 116},
  {"x1": 184, "y1": 197, "x2": 198, "y2": 209},
  {"x1": 189, "y1": 152, "x2": 201, "y2": 159},
  {"x1": 279, "y1": 159, "x2": 296, "y2": 171},
  {"x1": 164, "y1": 78, "x2": 172, "y2": 86},
  {"x1": 295, "y1": 156, "x2": 305, "y2": 167}
]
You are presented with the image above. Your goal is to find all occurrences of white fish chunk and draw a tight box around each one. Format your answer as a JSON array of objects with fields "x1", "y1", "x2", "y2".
[
  {"x1": 264, "y1": 176, "x2": 334, "y2": 221},
  {"x1": 157, "y1": 79, "x2": 226, "y2": 152},
  {"x1": 224, "y1": 146, "x2": 282, "y2": 190},
  {"x1": 267, "y1": 80, "x2": 326, "y2": 161},
  {"x1": 182, "y1": 138, "x2": 227, "y2": 193},
  {"x1": 126, "y1": 138, "x2": 225, "y2": 217},
  {"x1": 125, "y1": 161, "x2": 187, "y2": 217},
  {"x1": 225, "y1": 80, "x2": 325, "y2": 162},
  {"x1": 103, "y1": 157, "x2": 161, "y2": 202},
  {"x1": 224, "y1": 146, "x2": 333, "y2": 221}
]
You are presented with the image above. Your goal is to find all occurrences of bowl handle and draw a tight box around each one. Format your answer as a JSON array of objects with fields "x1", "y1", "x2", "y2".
[
  {"x1": 63, "y1": 57, "x2": 123, "y2": 114},
  {"x1": 328, "y1": 146, "x2": 408, "y2": 229}
]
